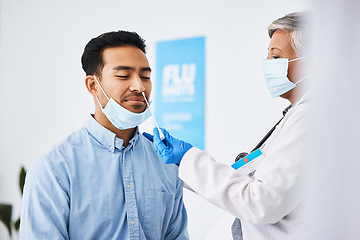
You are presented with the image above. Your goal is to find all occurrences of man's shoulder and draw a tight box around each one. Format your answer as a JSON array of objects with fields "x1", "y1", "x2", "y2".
[
  {"x1": 25, "y1": 128, "x2": 89, "y2": 194},
  {"x1": 52, "y1": 127, "x2": 88, "y2": 152},
  {"x1": 36, "y1": 127, "x2": 89, "y2": 166}
]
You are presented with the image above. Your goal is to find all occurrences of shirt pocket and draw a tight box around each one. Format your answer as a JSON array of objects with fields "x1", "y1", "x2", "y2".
[{"x1": 143, "y1": 190, "x2": 175, "y2": 240}]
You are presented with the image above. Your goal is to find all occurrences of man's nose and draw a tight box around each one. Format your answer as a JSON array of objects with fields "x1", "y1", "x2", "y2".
[{"x1": 129, "y1": 76, "x2": 145, "y2": 93}]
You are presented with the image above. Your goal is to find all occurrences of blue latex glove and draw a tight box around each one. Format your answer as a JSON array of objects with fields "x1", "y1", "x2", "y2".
[{"x1": 143, "y1": 127, "x2": 193, "y2": 165}]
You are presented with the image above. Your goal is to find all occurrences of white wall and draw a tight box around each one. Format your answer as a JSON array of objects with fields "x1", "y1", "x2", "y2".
[
  {"x1": 0, "y1": 0, "x2": 308, "y2": 239},
  {"x1": 306, "y1": 0, "x2": 360, "y2": 239}
]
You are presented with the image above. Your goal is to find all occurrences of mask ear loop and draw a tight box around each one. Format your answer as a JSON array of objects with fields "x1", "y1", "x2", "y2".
[
  {"x1": 288, "y1": 57, "x2": 307, "y2": 85},
  {"x1": 93, "y1": 75, "x2": 110, "y2": 109},
  {"x1": 295, "y1": 76, "x2": 307, "y2": 85},
  {"x1": 289, "y1": 56, "x2": 305, "y2": 62}
]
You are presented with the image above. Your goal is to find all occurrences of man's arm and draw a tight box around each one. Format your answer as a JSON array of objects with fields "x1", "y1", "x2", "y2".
[
  {"x1": 20, "y1": 157, "x2": 70, "y2": 240},
  {"x1": 164, "y1": 177, "x2": 189, "y2": 240}
]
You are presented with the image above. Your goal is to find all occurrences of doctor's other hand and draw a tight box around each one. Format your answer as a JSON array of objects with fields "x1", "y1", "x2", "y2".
[{"x1": 143, "y1": 127, "x2": 193, "y2": 165}]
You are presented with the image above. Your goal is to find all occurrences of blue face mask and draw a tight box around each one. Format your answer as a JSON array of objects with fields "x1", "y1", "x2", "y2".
[
  {"x1": 93, "y1": 76, "x2": 151, "y2": 130},
  {"x1": 262, "y1": 57, "x2": 305, "y2": 98}
]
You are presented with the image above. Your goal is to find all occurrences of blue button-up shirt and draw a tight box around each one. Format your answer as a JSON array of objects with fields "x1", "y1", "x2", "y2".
[{"x1": 20, "y1": 115, "x2": 188, "y2": 240}]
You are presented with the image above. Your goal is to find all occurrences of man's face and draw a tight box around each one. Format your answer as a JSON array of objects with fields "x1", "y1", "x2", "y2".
[{"x1": 98, "y1": 46, "x2": 152, "y2": 114}]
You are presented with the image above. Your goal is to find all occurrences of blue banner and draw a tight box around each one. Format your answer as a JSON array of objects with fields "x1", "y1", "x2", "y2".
[{"x1": 155, "y1": 37, "x2": 205, "y2": 149}]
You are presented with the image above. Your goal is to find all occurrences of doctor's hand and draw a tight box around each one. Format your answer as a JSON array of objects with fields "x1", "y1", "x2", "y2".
[{"x1": 143, "y1": 127, "x2": 193, "y2": 165}]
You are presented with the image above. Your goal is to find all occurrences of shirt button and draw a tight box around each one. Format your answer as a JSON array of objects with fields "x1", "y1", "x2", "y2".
[
  {"x1": 130, "y1": 220, "x2": 135, "y2": 225},
  {"x1": 109, "y1": 146, "x2": 113, "y2": 150},
  {"x1": 127, "y1": 184, "x2": 131, "y2": 189}
]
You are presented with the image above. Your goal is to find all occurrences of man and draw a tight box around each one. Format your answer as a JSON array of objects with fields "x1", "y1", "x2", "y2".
[{"x1": 20, "y1": 30, "x2": 188, "y2": 240}]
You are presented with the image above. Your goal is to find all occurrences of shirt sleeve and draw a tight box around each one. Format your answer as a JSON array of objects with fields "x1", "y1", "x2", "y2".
[
  {"x1": 178, "y1": 105, "x2": 307, "y2": 225},
  {"x1": 20, "y1": 156, "x2": 70, "y2": 240},
  {"x1": 164, "y1": 177, "x2": 189, "y2": 240}
]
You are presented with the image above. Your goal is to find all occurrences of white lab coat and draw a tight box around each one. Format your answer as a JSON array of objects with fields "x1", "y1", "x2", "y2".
[{"x1": 179, "y1": 92, "x2": 309, "y2": 240}]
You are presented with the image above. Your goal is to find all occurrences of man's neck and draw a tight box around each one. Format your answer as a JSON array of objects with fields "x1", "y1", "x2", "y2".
[{"x1": 93, "y1": 112, "x2": 136, "y2": 148}]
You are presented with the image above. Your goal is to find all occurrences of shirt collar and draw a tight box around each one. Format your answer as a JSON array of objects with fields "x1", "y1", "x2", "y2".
[{"x1": 84, "y1": 115, "x2": 140, "y2": 153}]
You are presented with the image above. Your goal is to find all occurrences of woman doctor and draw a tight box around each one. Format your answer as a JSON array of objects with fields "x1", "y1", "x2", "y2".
[{"x1": 144, "y1": 12, "x2": 309, "y2": 240}]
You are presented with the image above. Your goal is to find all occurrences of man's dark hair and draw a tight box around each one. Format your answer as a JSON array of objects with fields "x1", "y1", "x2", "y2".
[{"x1": 81, "y1": 30, "x2": 146, "y2": 77}]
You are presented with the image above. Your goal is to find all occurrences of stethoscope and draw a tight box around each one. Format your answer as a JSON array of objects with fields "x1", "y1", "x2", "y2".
[{"x1": 234, "y1": 104, "x2": 292, "y2": 162}]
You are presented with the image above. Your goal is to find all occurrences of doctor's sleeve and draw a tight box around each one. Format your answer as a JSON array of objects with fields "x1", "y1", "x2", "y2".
[
  {"x1": 178, "y1": 106, "x2": 307, "y2": 225},
  {"x1": 20, "y1": 157, "x2": 70, "y2": 240}
]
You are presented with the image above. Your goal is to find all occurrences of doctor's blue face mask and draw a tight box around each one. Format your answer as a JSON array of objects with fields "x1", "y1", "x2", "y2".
[
  {"x1": 93, "y1": 76, "x2": 151, "y2": 130},
  {"x1": 262, "y1": 57, "x2": 306, "y2": 98}
]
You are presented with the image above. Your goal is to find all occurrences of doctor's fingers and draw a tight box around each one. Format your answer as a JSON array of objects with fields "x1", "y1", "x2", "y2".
[
  {"x1": 153, "y1": 127, "x2": 170, "y2": 151},
  {"x1": 142, "y1": 132, "x2": 154, "y2": 142}
]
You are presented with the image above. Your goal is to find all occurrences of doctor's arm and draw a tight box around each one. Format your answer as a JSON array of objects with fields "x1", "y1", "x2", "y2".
[
  {"x1": 178, "y1": 148, "x2": 297, "y2": 224},
  {"x1": 144, "y1": 112, "x2": 306, "y2": 224}
]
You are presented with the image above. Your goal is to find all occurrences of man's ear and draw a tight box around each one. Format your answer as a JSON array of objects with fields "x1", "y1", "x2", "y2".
[{"x1": 85, "y1": 75, "x2": 98, "y2": 96}]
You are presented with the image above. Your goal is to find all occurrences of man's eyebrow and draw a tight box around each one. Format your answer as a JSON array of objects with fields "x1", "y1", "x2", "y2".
[
  {"x1": 112, "y1": 66, "x2": 151, "y2": 72},
  {"x1": 141, "y1": 67, "x2": 152, "y2": 72},
  {"x1": 113, "y1": 66, "x2": 134, "y2": 71}
]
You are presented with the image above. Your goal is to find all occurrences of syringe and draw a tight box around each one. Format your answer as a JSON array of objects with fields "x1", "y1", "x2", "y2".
[{"x1": 142, "y1": 92, "x2": 165, "y2": 140}]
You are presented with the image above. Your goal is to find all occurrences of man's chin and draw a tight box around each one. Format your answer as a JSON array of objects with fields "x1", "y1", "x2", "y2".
[{"x1": 127, "y1": 105, "x2": 147, "y2": 114}]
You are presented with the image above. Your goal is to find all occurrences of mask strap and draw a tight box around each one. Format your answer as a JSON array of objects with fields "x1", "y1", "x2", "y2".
[
  {"x1": 95, "y1": 96, "x2": 104, "y2": 109},
  {"x1": 295, "y1": 76, "x2": 307, "y2": 85},
  {"x1": 93, "y1": 76, "x2": 110, "y2": 101},
  {"x1": 289, "y1": 56, "x2": 305, "y2": 62}
]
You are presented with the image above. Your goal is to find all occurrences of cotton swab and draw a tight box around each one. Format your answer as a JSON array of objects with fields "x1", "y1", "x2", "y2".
[{"x1": 142, "y1": 92, "x2": 165, "y2": 140}]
